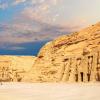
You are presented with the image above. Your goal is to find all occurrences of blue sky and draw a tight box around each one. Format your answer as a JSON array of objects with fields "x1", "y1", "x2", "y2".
[{"x1": 0, "y1": 0, "x2": 100, "y2": 55}]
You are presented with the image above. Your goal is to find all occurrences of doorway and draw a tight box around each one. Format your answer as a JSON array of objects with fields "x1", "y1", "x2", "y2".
[
  {"x1": 87, "y1": 73, "x2": 90, "y2": 82},
  {"x1": 96, "y1": 73, "x2": 100, "y2": 81},
  {"x1": 80, "y1": 72, "x2": 84, "y2": 82},
  {"x1": 75, "y1": 74, "x2": 78, "y2": 82}
]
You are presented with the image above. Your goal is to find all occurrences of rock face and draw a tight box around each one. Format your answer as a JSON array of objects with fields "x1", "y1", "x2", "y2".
[
  {"x1": 29, "y1": 22, "x2": 100, "y2": 82},
  {"x1": 0, "y1": 56, "x2": 36, "y2": 82}
]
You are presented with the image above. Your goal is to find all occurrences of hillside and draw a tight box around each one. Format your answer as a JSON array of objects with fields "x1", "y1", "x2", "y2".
[{"x1": 27, "y1": 22, "x2": 100, "y2": 82}]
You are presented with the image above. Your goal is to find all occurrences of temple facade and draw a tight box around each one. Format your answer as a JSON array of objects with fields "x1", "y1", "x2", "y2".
[{"x1": 60, "y1": 51, "x2": 100, "y2": 82}]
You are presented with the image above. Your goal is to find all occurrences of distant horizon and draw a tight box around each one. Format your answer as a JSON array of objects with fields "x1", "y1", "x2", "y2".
[{"x1": 0, "y1": 40, "x2": 49, "y2": 56}]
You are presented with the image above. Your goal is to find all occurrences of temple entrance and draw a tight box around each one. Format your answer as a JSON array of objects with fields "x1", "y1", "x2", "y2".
[
  {"x1": 96, "y1": 73, "x2": 100, "y2": 81},
  {"x1": 96, "y1": 65, "x2": 100, "y2": 81},
  {"x1": 75, "y1": 74, "x2": 78, "y2": 82},
  {"x1": 87, "y1": 73, "x2": 90, "y2": 82},
  {"x1": 80, "y1": 72, "x2": 84, "y2": 82}
]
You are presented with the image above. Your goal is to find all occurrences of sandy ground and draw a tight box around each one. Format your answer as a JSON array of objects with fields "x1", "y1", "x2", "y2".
[{"x1": 0, "y1": 82, "x2": 100, "y2": 100}]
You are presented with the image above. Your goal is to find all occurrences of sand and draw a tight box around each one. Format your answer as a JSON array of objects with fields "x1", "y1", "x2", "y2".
[{"x1": 0, "y1": 82, "x2": 100, "y2": 100}]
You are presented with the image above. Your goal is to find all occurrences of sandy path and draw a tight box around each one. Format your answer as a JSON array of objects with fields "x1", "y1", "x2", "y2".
[{"x1": 0, "y1": 82, "x2": 100, "y2": 100}]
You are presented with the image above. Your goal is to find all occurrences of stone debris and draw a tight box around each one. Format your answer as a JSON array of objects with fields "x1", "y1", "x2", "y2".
[{"x1": 0, "y1": 56, "x2": 36, "y2": 82}]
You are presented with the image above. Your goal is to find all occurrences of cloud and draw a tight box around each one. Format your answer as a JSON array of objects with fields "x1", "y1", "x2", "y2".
[
  {"x1": 21, "y1": 7, "x2": 42, "y2": 21},
  {"x1": 0, "y1": 0, "x2": 27, "y2": 9},
  {"x1": 6, "y1": 46, "x2": 26, "y2": 50},
  {"x1": 20, "y1": 0, "x2": 62, "y2": 23},
  {"x1": 0, "y1": 0, "x2": 88, "y2": 48},
  {"x1": 50, "y1": 0, "x2": 58, "y2": 5},
  {"x1": 40, "y1": 3, "x2": 50, "y2": 11},
  {"x1": 0, "y1": 3, "x2": 8, "y2": 9},
  {"x1": 12, "y1": 0, "x2": 59, "y2": 8},
  {"x1": 12, "y1": 0, "x2": 27, "y2": 5},
  {"x1": 0, "y1": 18, "x2": 84, "y2": 47},
  {"x1": 0, "y1": 0, "x2": 60, "y2": 19},
  {"x1": 0, "y1": 20, "x2": 70, "y2": 46},
  {"x1": 30, "y1": 0, "x2": 60, "y2": 5}
]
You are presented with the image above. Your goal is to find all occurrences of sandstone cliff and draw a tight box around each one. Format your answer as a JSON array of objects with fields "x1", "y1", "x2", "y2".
[
  {"x1": 0, "y1": 56, "x2": 36, "y2": 82},
  {"x1": 28, "y1": 22, "x2": 100, "y2": 82}
]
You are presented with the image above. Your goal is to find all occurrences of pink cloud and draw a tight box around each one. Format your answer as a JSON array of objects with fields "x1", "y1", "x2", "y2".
[
  {"x1": 0, "y1": 3, "x2": 8, "y2": 9},
  {"x1": 12, "y1": 0, "x2": 27, "y2": 5}
]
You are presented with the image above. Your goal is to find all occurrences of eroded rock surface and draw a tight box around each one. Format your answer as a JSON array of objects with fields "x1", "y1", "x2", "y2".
[
  {"x1": 28, "y1": 22, "x2": 100, "y2": 82},
  {"x1": 0, "y1": 56, "x2": 36, "y2": 82}
]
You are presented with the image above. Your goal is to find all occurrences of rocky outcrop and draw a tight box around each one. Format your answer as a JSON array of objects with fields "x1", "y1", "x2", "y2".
[
  {"x1": 0, "y1": 22, "x2": 100, "y2": 83},
  {"x1": 0, "y1": 56, "x2": 36, "y2": 82},
  {"x1": 28, "y1": 22, "x2": 100, "y2": 82}
]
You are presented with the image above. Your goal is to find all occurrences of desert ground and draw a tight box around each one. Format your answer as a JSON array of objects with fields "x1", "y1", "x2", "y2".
[{"x1": 0, "y1": 82, "x2": 100, "y2": 100}]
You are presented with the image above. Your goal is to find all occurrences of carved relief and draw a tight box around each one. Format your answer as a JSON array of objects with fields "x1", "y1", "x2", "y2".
[
  {"x1": 0, "y1": 61, "x2": 25, "y2": 82},
  {"x1": 75, "y1": 58, "x2": 82, "y2": 82},
  {"x1": 61, "y1": 58, "x2": 70, "y2": 82},
  {"x1": 87, "y1": 55, "x2": 93, "y2": 81},
  {"x1": 96, "y1": 52, "x2": 100, "y2": 81}
]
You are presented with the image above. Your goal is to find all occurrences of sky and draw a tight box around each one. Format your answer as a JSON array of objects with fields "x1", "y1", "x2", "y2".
[{"x1": 0, "y1": 0, "x2": 100, "y2": 56}]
